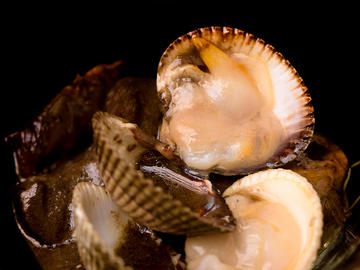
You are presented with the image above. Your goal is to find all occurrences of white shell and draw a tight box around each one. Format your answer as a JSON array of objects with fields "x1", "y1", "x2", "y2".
[
  {"x1": 186, "y1": 169, "x2": 323, "y2": 270},
  {"x1": 72, "y1": 182, "x2": 132, "y2": 270},
  {"x1": 73, "y1": 181, "x2": 184, "y2": 270}
]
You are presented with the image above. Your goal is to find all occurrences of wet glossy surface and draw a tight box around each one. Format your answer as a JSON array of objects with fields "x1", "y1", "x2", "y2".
[
  {"x1": 6, "y1": 61, "x2": 125, "y2": 178},
  {"x1": 160, "y1": 36, "x2": 285, "y2": 172},
  {"x1": 7, "y1": 75, "x2": 162, "y2": 269},
  {"x1": 116, "y1": 222, "x2": 177, "y2": 270},
  {"x1": 13, "y1": 148, "x2": 102, "y2": 269},
  {"x1": 138, "y1": 150, "x2": 235, "y2": 229},
  {"x1": 284, "y1": 134, "x2": 349, "y2": 227},
  {"x1": 4, "y1": 9, "x2": 360, "y2": 269}
]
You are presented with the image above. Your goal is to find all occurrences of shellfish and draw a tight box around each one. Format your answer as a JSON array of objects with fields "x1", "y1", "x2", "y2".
[
  {"x1": 185, "y1": 169, "x2": 323, "y2": 270},
  {"x1": 87, "y1": 26, "x2": 320, "y2": 267},
  {"x1": 11, "y1": 25, "x2": 357, "y2": 270},
  {"x1": 157, "y1": 26, "x2": 314, "y2": 175},
  {"x1": 72, "y1": 182, "x2": 183, "y2": 270},
  {"x1": 92, "y1": 111, "x2": 236, "y2": 236}
]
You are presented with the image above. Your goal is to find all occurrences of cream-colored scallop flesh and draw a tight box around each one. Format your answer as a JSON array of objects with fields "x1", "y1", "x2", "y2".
[
  {"x1": 160, "y1": 37, "x2": 285, "y2": 172},
  {"x1": 157, "y1": 27, "x2": 315, "y2": 174},
  {"x1": 185, "y1": 169, "x2": 323, "y2": 270}
]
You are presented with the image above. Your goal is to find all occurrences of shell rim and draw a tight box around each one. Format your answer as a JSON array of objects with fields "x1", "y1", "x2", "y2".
[
  {"x1": 223, "y1": 168, "x2": 323, "y2": 270},
  {"x1": 157, "y1": 26, "x2": 315, "y2": 174},
  {"x1": 72, "y1": 182, "x2": 131, "y2": 269},
  {"x1": 92, "y1": 111, "x2": 236, "y2": 235}
]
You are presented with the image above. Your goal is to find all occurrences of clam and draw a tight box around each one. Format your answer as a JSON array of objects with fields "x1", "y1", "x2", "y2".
[
  {"x1": 85, "y1": 26, "x2": 320, "y2": 268},
  {"x1": 72, "y1": 181, "x2": 183, "y2": 270},
  {"x1": 157, "y1": 26, "x2": 314, "y2": 175},
  {"x1": 185, "y1": 169, "x2": 323, "y2": 270},
  {"x1": 92, "y1": 111, "x2": 236, "y2": 236},
  {"x1": 6, "y1": 25, "x2": 358, "y2": 269}
]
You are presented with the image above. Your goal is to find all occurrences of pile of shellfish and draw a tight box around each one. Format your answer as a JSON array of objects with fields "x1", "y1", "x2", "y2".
[{"x1": 7, "y1": 26, "x2": 360, "y2": 270}]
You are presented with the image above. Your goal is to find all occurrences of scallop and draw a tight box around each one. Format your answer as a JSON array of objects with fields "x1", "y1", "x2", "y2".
[
  {"x1": 72, "y1": 182, "x2": 183, "y2": 270},
  {"x1": 185, "y1": 169, "x2": 323, "y2": 270},
  {"x1": 157, "y1": 26, "x2": 314, "y2": 175}
]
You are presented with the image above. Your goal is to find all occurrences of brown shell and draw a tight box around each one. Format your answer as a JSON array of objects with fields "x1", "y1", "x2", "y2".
[
  {"x1": 92, "y1": 111, "x2": 235, "y2": 236},
  {"x1": 157, "y1": 26, "x2": 314, "y2": 174}
]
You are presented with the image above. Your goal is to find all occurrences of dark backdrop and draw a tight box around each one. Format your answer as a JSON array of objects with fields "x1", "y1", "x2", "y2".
[{"x1": 2, "y1": 4, "x2": 359, "y2": 269}]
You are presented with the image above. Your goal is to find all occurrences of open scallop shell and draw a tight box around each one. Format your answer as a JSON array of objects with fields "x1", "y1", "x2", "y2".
[
  {"x1": 72, "y1": 182, "x2": 183, "y2": 270},
  {"x1": 185, "y1": 169, "x2": 323, "y2": 270},
  {"x1": 92, "y1": 111, "x2": 235, "y2": 236},
  {"x1": 72, "y1": 182, "x2": 132, "y2": 270},
  {"x1": 157, "y1": 26, "x2": 314, "y2": 175}
]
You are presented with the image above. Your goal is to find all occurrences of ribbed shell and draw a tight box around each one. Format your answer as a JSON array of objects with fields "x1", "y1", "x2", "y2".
[
  {"x1": 157, "y1": 26, "x2": 315, "y2": 174},
  {"x1": 72, "y1": 182, "x2": 132, "y2": 270},
  {"x1": 92, "y1": 111, "x2": 235, "y2": 236},
  {"x1": 223, "y1": 169, "x2": 323, "y2": 270}
]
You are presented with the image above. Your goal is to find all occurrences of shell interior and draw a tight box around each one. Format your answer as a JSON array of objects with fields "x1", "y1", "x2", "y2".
[
  {"x1": 72, "y1": 182, "x2": 132, "y2": 270},
  {"x1": 92, "y1": 111, "x2": 235, "y2": 236},
  {"x1": 185, "y1": 169, "x2": 323, "y2": 270},
  {"x1": 72, "y1": 182, "x2": 182, "y2": 270},
  {"x1": 157, "y1": 26, "x2": 314, "y2": 175}
]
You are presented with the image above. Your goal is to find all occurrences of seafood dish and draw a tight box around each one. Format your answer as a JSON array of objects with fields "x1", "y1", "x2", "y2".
[{"x1": 6, "y1": 26, "x2": 359, "y2": 270}]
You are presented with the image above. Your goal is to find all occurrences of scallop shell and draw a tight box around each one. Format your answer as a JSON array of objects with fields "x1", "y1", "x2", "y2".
[
  {"x1": 223, "y1": 169, "x2": 323, "y2": 270},
  {"x1": 72, "y1": 182, "x2": 183, "y2": 270},
  {"x1": 157, "y1": 26, "x2": 314, "y2": 174},
  {"x1": 185, "y1": 169, "x2": 323, "y2": 270},
  {"x1": 72, "y1": 182, "x2": 132, "y2": 270},
  {"x1": 92, "y1": 111, "x2": 235, "y2": 236}
]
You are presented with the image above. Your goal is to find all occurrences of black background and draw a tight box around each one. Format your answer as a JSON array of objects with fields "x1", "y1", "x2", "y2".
[{"x1": 2, "y1": 4, "x2": 359, "y2": 269}]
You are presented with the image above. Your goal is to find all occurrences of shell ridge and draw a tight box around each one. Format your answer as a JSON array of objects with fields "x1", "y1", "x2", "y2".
[
  {"x1": 72, "y1": 182, "x2": 131, "y2": 269},
  {"x1": 92, "y1": 112, "x2": 234, "y2": 235},
  {"x1": 157, "y1": 27, "x2": 315, "y2": 174}
]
